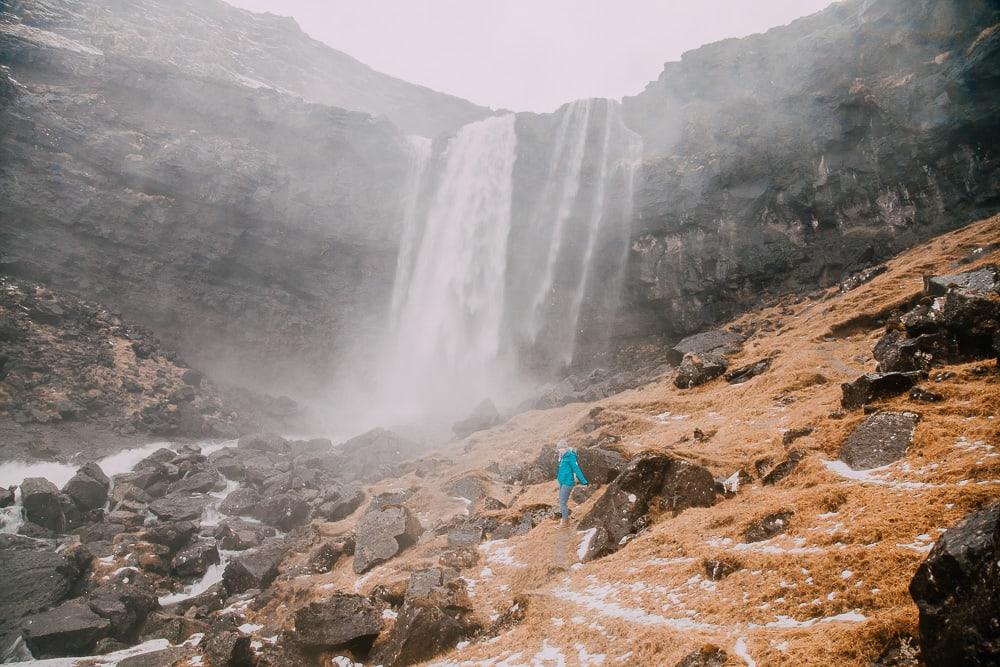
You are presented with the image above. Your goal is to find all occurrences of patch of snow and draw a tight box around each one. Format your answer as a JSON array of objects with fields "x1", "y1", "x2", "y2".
[
  {"x1": 238, "y1": 623, "x2": 262, "y2": 634},
  {"x1": 733, "y1": 637, "x2": 756, "y2": 667},
  {"x1": 533, "y1": 639, "x2": 566, "y2": 666},
  {"x1": 723, "y1": 471, "x2": 742, "y2": 494},
  {"x1": 577, "y1": 528, "x2": 597, "y2": 561}
]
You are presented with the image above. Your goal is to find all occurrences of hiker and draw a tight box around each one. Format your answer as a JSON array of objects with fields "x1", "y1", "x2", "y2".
[{"x1": 556, "y1": 439, "x2": 588, "y2": 527}]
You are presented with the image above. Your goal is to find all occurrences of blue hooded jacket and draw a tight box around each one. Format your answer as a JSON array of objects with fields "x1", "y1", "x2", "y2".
[{"x1": 557, "y1": 449, "x2": 588, "y2": 487}]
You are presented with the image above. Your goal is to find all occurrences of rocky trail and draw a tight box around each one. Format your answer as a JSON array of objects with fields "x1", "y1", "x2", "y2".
[{"x1": 0, "y1": 215, "x2": 996, "y2": 665}]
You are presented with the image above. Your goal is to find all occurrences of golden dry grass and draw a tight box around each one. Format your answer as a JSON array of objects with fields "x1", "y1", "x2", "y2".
[{"x1": 250, "y1": 215, "x2": 1000, "y2": 666}]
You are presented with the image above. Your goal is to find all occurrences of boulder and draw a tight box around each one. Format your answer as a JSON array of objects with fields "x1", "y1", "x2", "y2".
[
  {"x1": 446, "y1": 523, "x2": 484, "y2": 549},
  {"x1": 0, "y1": 486, "x2": 14, "y2": 508},
  {"x1": 762, "y1": 450, "x2": 805, "y2": 486},
  {"x1": 910, "y1": 387, "x2": 944, "y2": 402},
  {"x1": 874, "y1": 331, "x2": 955, "y2": 374},
  {"x1": 237, "y1": 433, "x2": 289, "y2": 453},
  {"x1": 667, "y1": 329, "x2": 743, "y2": 366},
  {"x1": 924, "y1": 265, "x2": 1000, "y2": 297},
  {"x1": 578, "y1": 453, "x2": 712, "y2": 560},
  {"x1": 724, "y1": 357, "x2": 772, "y2": 384},
  {"x1": 406, "y1": 568, "x2": 458, "y2": 601},
  {"x1": 204, "y1": 629, "x2": 253, "y2": 667},
  {"x1": 0, "y1": 547, "x2": 87, "y2": 652},
  {"x1": 443, "y1": 475, "x2": 487, "y2": 503},
  {"x1": 20, "y1": 477, "x2": 65, "y2": 533},
  {"x1": 208, "y1": 447, "x2": 245, "y2": 481},
  {"x1": 452, "y1": 398, "x2": 502, "y2": 438},
  {"x1": 87, "y1": 571, "x2": 160, "y2": 642},
  {"x1": 172, "y1": 540, "x2": 220, "y2": 579},
  {"x1": 314, "y1": 483, "x2": 365, "y2": 522},
  {"x1": 138, "y1": 521, "x2": 199, "y2": 552},
  {"x1": 744, "y1": 511, "x2": 794, "y2": 543},
  {"x1": 149, "y1": 493, "x2": 208, "y2": 522},
  {"x1": 674, "y1": 352, "x2": 728, "y2": 389},
  {"x1": 308, "y1": 541, "x2": 345, "y2": 574},
  {"x1": 335, "y1": 428, "x2": 426, "y2": 483},
  {"x1": 168, "y1": 470, "x2": 224, "y2": 495},
  {"x1": 353, "y1": 505, "x2": 423, "y2": 574},
  {"x1": 841, "y1": 372, "x2": 923, "y2": 409},
  {"x1": 370, "y1": 589, "x2": 477, "y2": 666},
  {"x1": 839, "y1": 411, "x2": 920, "y2": 470},
  {"x1": 576, "y1": 447, "x2": 628, "y2": 485},
  {"x1": 223, "y1": 540, "x2": 287, "y2": 595},
  {"x1": 214, "y1": 519, "x2": 276, "y2": 551},
  {"x1": 21, "y1": 599, "x2": 110, "y2": 657},
  {"x1": 62, "y1": 463, "x2": 110, "y2": 511},
  {"x1": 909, "y1": 501, "x2": 1000, "y2": 667},
  {"x1": 293, "y1": 593, "x2": 383, "y2": 650},
  {"x1": 253, "y1": 493, "x2": 310, "y2": 531},
  {"x1": 219, "y1": 485, "x2": 262, "y2": 517},
  {"x1": 839, "y1": 264, "x2": 887, "y2": 292}
]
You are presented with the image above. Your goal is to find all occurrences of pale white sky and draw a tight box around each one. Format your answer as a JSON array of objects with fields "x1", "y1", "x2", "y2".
[{"x1": 226, "y1": 0, "x2": 835, "y2": 112}]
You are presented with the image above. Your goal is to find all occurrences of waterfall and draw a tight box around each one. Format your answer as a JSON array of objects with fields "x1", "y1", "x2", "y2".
[
  {"x1": 387, "y1": 136, "x2": 433, "y2": 331},
  {"x1": 379, "y1": 114, "x2": 519, "y2": 424}
]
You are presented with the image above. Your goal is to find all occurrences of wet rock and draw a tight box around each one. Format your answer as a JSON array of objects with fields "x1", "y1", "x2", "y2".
[
  {"x1": 223, "y1": 540, "x2": 287, "y2": 595},
  {"x1": 63, "y1": 463, "x2": 111, "y2": 511},
  {"x1": 452, "y1": 398, "x2": 502, "y2": 438},
  {"x1": 139, "y1": 612, "x2": 209, "y2": 646},
  {"x1": 744, "y1": 511, "x2": 794, "y2": 543},
  {"x1": 354, "y1": 504, "x2": 423, "y2": 573},
  {"x1": 168, "y1": 470, "x2": 224, "y2": 495},
  {"x1": 149, "y1": 493, "x2": 208, "y2": 522},
  {"x1": 370, "y1": 589, "x2": 477, "y2": 666},
  {"x1": 139, "y1": 521, "x2": 198, "y2": 552},
  {"x1": 841, "y1": 372, "x2": 923, "y2": 409},
  {"x1": 204, "y1": 629, "x2": 253, "y2": 667},
  {"x1": 107, "y1": 510, "x2": 146, "y2": 529},
  {"x1": 0, "y1": 547, "x2": 87, "y2": 651},
  {"x1": 724, "y1": 357, "x2": 773, "y2": 384},
  {"x1": 293, "y1": 593, "x2": 383, "y2": 651},
  {"x1": 21, "y1": 599, "x2": 110, "y2": 658},
  {"x1": 172, "y1": 540, "x2": 220, "y2": 579},
  {"x1": 910, "y1": 501, "x2": 1000, "y2": 667},
  {"x1": 237, "y1": 433, "x2": 290, "y2": 454},
  {"x1": 219, "y1": 485, "x2": 262, "y2": 517},
  {"x1": 839, "y1": 411, "x2": 920, "y2": 470},
  {"x1": 762, "y1": 450, "x2": 806, "y2": 486},
  {"x1": 20, "y1": 477, "x2": 65, "y2": 533},
  {"x1": 909, "y1": 387, "x2": 944, "y2": 402},
  {"x1": 0, "y1": 486, "x2": 14, "y2": 508},
  {"x1": 667, "y1": 329, "x2": 743, "y2": 366},
  {"x1": 111, "y1": 483, "x2": 153, "y2": 508},
  {"x1": 87, "y1": 571, "x2": 160, "y2": 642},
  {"x1": 214, "y1": 519, "x2": 275, "y2": 551},
  {"x1": 674, "y1": 352, "x2": 728, "y2": 389},
  {"x1": 447, "y1": 523, "x2": 484, "y2": 549},
  {"x1": 253, "y1": 493, "x2": 310, "y2": 531}
]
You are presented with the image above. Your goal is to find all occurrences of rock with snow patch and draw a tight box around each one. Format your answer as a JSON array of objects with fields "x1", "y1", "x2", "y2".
[
  {"x1": 293, "y1": 593, "x2": 383, "y2": 651},
  {"x1": 171, "y1": 540, "x2": 220, "y2": 579},
  {"x1": 744, "y1": 510, "x2": 794, "y2": 543},
  {"x1": 839, "y1": 411, "x2": 920, "y2": 470},
  {"x1": 222, "y1": 539, "x2": 288, "y2": 595},
  {"x1": 841, "y1": 372, "x2": 924, "y2": 409},
  {"x1": 442, "y1": 475, "x2": 487, "y2": 503},
  {"x1": 909, "y1": 500, "x2": 1000, "y2": 666},
  {"x1": 219, "y1": 485, "x2": 262, "y2": 517},
  {"x1": 660, "y1": 459, "x2": 716, "y2": 513},
  {"x1": 369, "y1": 588, "x2": 477, "y2": 666}
]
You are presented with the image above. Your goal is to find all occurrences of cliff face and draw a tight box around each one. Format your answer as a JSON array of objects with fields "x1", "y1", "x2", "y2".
[
  {"x1": 0, "y1": 15, "x2": 414, "y2": 391},
  {"x1": 619, "y1": 0, "x2": 1000, "y2": 341}
]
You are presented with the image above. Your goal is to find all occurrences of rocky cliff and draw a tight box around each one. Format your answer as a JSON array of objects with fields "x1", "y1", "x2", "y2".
[{"x1": 619, "y1": 0, "x2": 1000, "y2": 342}]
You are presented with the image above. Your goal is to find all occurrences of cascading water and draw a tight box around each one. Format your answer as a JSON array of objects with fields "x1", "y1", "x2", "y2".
[
  {"x1": 366, "y1": 101, "x2": 643, "y2": 431},
  {"x1": 377, "y1": 114, "x2": 520, "y2": 426}
]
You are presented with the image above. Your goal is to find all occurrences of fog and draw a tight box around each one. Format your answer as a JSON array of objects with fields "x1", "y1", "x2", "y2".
[{"x1": 225, "y1": 0, "x2": 835, "y2": 112}]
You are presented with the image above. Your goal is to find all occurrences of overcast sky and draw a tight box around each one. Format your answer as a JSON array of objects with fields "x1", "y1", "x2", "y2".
[{"x1": 226, "y1": 0, "x2": 835, "y2": 112}]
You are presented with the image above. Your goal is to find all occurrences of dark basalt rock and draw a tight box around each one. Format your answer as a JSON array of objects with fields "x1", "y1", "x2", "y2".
[
  {"x1": 841, "y1": 372, "x2": 924, "y2": 409},
  {"x1": 237, "y1": 433, "x2": 290, "y2": 454},
  {"x1": 20, "y1": 477, "x2": 65, "y2": 533},
  {"x1": 703, "y1": 559, "x2": 742, "y2": 581},
  {"x1": 840, "y1": 265, "x2": 887, "y2": 293},
  {"x1": 171, "y1": 540, "x2": 220, "y2": 579},
  {"x1": 909, "y1": 387, "x2": 944, "y2": 403},
  {"x1": 337, "y1": 428, "x2": 426, "y2": 484},
  {"x1": 874, "y1": 331, "x2": 956, "y2": 374},
  {"x1": 354, "y1": 504, "x2": 424, "y2": 573},
  {"x1": 762, "y1": 450, "x2": 805, "y2": 486},
  {"x1": 138, "y1": 521, "x2": 198, "y2": 553},
  {"x1": 21, "y1": 600, "x2": 111, "y2": 658},
  {"x1": 0, "y1": 486, "x2": 14, "y2": 508},
  {"x1": 724, "y1": 357, "x2": 772, "y2": 384},
  {"x1": 839, "y1": 411, "x2": 920, "y2": 470},
  {"x1": 149, "y1": 493, "x2": 208, "y2": 522},
  {"x1": 253, "y1": 493, "x2": 310, "y2": 532},
  {"x1": 452, "y1": 398, "x2": 502, "y2": 438},
  {"x1": 909, "y1": 501, "x2": 1000, "y2": 667},
  {"x1": 667, "y1": 330, "x2": 743, "y2": 366},
  {"x1": 578, "y1": 453, "x2": 714, "y2": 560},
  {"x1": 369, "y1": 589, "x2": 477, "y2": 667},
  {"x1": 87, "y1": 571, "x2": 160, "y2": 643},
  {"x1": 222, "y1": 540, "x2": 287, "y2": 595},
  {"x1": 293, "y1": 593, "x2": 383, "y2": 651},
  {"x1": 744, "y1": 511, "x2": 794, "y2": 543},
  {"x1": 62, "y1": 463, "x2": 111, "y2": 512},
  {"x1": 204, "y1": 629, "x2": 253, "y2": 667},
  {"x1": 214, "y1": 519, "x2": 276, "y2": 551},
  {"x1": 308, "y1": 541, "x2": 346, "y2": 574},
  {"x1": 924, "y1": 265, "x2": 1000, "y2": 297},
  {"x1": 219, "y1": 485, "x2": 262, "y2": 517},
  {"x1": 674, "y1": 352, "x2": 728, "y2": 389}
]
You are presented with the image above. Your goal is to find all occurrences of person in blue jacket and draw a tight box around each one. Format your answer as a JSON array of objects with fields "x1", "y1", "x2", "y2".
[{"x1": 556, "y1": 439, "x2": 588, "y2": 527}]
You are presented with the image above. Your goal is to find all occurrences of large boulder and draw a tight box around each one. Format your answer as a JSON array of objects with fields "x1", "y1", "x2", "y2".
[
  {"x1": 576, "y1": 447, "x2": 629, "y2": 485},
  {"x1": 313, "y1": 483, "x2": 365, "y2": 522},
  {"x1": 20, "y1": 478, "x2": 65, "y2": 533},
  {"x1": 910, "y1": 501, "x2": 1000, "y2": 666},
  {"x1": 840, "y1": 372, "x2": 923, "y2": 409},
  {"x1": 237, "y1": 433, "x2": 290, "y2": 454},
  {"x1": 874, "y1": 330, "x2": 955, "y2": 373},
  {"x1": 62, "y1": 463, "x2": 111, "y2": 511},
  {"x1": 87, "y1": 571, "x2": 160, "y2": 643},
  {"x1": 839, "y1": 411, "x2": 920, "y2": 470},
  {"x1": 172, "y1": 540, "x2": 220, "y2": 579},
  {"x1": 21, "y1": 599, "x2": 110, "y2": 658},
  {"x1": 370, "y1": 588, "x2": 477, "y2": 666},
  {"x1": 0, "y1": 546, "x2": 88, "y2": 652},
  {"x1": 674, "y1": 352, "x2": 728, "y2": 389},
  {"x1": 924, "y1": 265, "x2": 1000, "y2": 297},
  {"x1": 337, "y1": 428, "x2": 425, "y2": 483},
  {"x1": 452, "y1": 398, "x2": 502, "y2": 438},
  {"x1": 203, "y1": 629, "x2": 253, "y2": 667},
  {"x1": 219, "y1": 485, "x2": 262, "y2": 517},
  {"x1": 667, "y1": 330, "x2": 743, "y2": 366},
  {"x1": 578, "y1": 453, "x2": 714, "y2": 560},
  {"x1": 253, "y1": 493, "x2": 311, "y2": 531},
  {"x1": 353, "y1": 504, "x2": 423, "y2": 574},
  {"x1": 293, "y1": 593, "x2": 383, "y2": 651},
  {"x1": 149, "y1": 493, "x2": 208, "y2": 522},
  {"x1": 222, "y1": 540, "x2": 287, "y2": 595}
]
